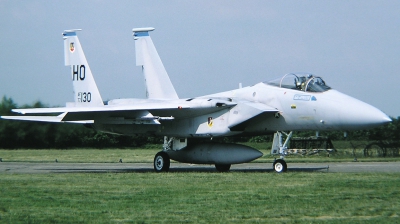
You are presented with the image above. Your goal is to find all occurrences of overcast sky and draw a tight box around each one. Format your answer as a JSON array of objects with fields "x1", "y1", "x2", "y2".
[{"x1": 1, "y1": 1, "x2": 399, "y2": 117}]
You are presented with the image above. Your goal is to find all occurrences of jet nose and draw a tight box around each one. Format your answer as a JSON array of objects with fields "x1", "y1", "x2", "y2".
[
  {"x1": 363, "y1": 108, "x2": 392, "y2": 126},
  {"x1": 343, "y1": 99, "x2": 391, "y2": 129},
  {"x1": 320, "y1": 90, "x2": 391, "y2": 130},
  {"x1": 381, "y1": 114, "x2": 392, "y2": 124}
]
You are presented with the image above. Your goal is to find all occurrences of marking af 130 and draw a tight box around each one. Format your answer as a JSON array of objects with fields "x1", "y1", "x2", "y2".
[{"x1": 2, "y1": 28, "x2": 391, "y2": 172}]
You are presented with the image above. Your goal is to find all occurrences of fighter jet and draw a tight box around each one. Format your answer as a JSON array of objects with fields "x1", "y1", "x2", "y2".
[{"x1": 2, "y1": 28, "x2": 391, "y2": 172}]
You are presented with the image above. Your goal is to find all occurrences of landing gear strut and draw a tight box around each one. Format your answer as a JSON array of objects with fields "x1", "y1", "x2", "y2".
[{"x1": 271, "y1": 131, "x2": 292, "y2": 173}]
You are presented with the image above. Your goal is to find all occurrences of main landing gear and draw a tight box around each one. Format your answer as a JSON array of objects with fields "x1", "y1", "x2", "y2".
[
  {"x1": 154, "y1": 151, "x2": 170, "y2": 172},
  {"x1": 153, "y1": 137, "x2": 174, "y2": 172},
  {"x1": 153, "y1": 136, "x2": 233, "y2": 172},
  {"x1": 271, "y1": 131, "x2": 292, "y2": 173}
]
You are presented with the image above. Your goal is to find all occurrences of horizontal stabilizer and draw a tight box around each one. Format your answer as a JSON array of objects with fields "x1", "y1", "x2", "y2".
[
  {"x1": 1, "y1": 114, "x2": 94, "y2": 124},
  {"x1": 1, "y1": 116, "x2": 63, "y2": 123}
]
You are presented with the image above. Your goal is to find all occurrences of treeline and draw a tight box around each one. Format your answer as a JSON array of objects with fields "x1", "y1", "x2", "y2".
[
  {"x1": 0, "y1": 96, "x2": 162, "y2": 149},
  {"x1": 0, "y1": 96, "x2": 398, "y2": 149}
]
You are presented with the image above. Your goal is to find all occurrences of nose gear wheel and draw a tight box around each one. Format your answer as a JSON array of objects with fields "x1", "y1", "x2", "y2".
[{"x1": 273, "y1": 159, "x2": 287, "y2": 173}]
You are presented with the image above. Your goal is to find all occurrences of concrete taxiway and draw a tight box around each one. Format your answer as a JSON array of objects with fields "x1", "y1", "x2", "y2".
[{"x1": 1, "y1": 162, "x2": 399, "y2": 174}]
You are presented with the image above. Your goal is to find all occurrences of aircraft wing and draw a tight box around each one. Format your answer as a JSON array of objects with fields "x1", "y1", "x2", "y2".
[
  {"x1": 11, "y1": 103, "x2": 189, "y2": 115},
  {"x1": 3, "y1": 99, "x2": 237, "y2": 124}
]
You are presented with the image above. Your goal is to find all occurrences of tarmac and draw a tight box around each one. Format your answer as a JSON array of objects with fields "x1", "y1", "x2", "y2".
[{"x1": 1, "y1": 162, "x2": 399, "y2": 174}]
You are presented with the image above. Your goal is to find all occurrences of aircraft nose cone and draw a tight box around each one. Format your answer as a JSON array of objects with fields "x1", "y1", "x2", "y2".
[
  {"x1": 342, "y1": 98, "x2": 391, "y2": 129},
  {"x1": 359, "y1": 106, "x2": 391, "y2": 126},
  {"x1": 379, "y1": 114, "x2": 392, "y2": 124}
]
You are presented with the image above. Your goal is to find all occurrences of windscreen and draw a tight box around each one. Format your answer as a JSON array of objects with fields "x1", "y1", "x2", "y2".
[{"x1": 265, "y1": 73, "x2": 331, "y2": 92}]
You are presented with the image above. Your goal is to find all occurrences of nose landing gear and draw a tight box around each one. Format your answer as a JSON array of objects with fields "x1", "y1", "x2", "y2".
[
  {"x1": 273, "y1": 159, "x2": 287, "y2": 173},
  {"x1": 271, "y1": 131, "x2": 292, "y2": 173}
]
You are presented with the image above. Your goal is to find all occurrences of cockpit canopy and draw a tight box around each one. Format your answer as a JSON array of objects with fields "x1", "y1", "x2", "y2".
[{"x1": 265, "y1": 73, "x2": 331, "y2": 92}]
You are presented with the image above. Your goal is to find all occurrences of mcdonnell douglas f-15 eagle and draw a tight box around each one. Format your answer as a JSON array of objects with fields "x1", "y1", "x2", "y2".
[{"x1": 2, "y1": 28, "x2": 391, "y2": 172}]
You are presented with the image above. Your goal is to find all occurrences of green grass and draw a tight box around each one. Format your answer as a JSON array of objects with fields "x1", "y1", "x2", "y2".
[
  {"x1": 0, "y1": 149, "x2": 159, "y2": 163},
  {"x1": 0, "y1": 172, "x2": 399, "y2": 223},
  {"x1": 1, "y1": 144, "x2": 399, "y2": 223}
]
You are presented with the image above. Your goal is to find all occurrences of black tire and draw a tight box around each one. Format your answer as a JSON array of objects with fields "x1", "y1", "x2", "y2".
[
  {"x1": 215, "y1": 164, "x2": 231, "y2": 172},
  {"x1": 273, "y1": 159, "x2": 287, "y2": 173},
  {"x1": 154, "y1": 151, "x2": 170, "y2": 172}
]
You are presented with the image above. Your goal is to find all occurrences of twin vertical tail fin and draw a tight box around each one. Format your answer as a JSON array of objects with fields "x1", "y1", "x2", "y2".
[
  {"x1": 62, "y1": 28, "x2": 177, "y2": 106},
  {"x1": 132, "y1": 28, "x2": 179, "y2": 100},
  {"x1": 63, "y1": 29, "x2": 104, "y2": 107}
]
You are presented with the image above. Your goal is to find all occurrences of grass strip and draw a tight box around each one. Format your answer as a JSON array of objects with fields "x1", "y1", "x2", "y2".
[{"x1": 0, "y1": 172, "x2": 399, "y2": 223}]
